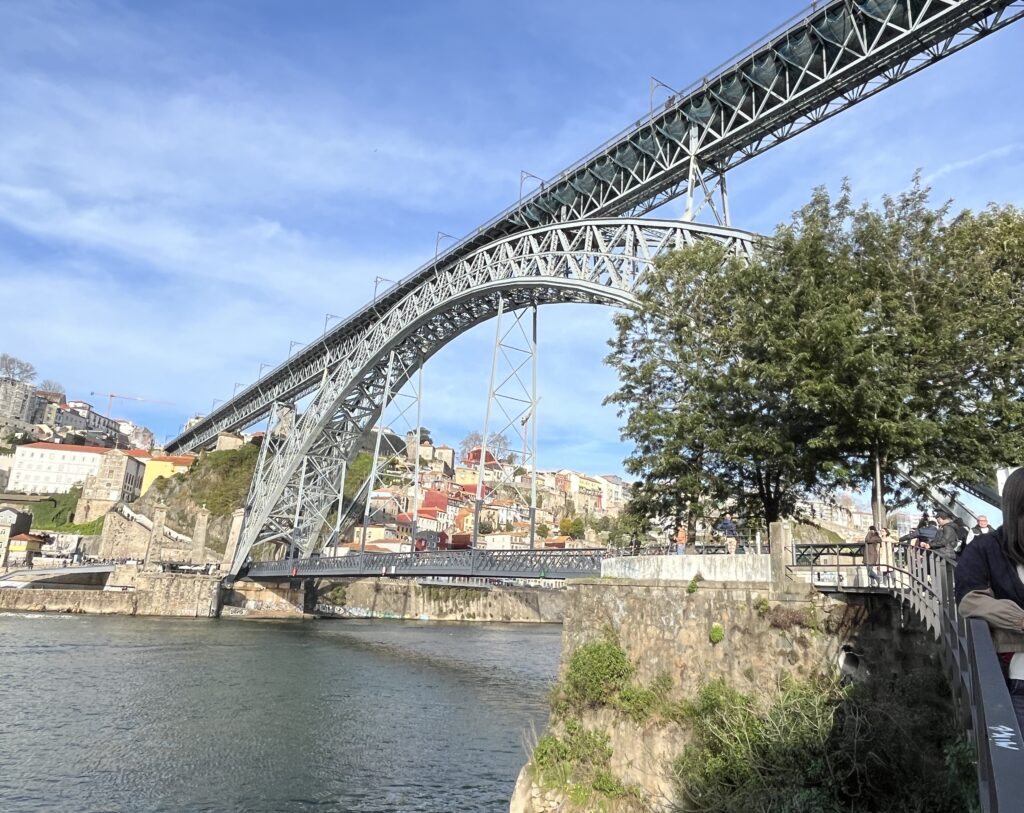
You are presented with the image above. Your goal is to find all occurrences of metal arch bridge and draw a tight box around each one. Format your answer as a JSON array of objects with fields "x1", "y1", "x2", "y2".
[
  {"x1": 162, "y1": 0, "x2": 1024, "y2": 574},
  {"x1": 236, "y1": 220, "x2": 754, "y2": 573}
]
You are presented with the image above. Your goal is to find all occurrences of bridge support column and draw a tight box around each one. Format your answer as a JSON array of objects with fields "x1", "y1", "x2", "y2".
[
  {"x1": 359, "y1": 349, "x2": 424, "y2": 553},
  {"x1": 473, "y1": 298, "x2": 540, "y2": 549},
  {"x1": 221, "y1": 508, "x2": 245, "y2": 573},
  {"x1": 769, "y1": 520, "x2": 800, "y2": 596}
]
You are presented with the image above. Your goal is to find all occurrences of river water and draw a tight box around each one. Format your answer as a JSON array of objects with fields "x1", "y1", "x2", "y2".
[{"x1": 0, "y1": 613, "x2": 561, "y2": 813}]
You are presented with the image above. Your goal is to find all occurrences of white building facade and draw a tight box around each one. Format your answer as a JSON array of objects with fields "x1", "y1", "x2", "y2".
[{"x1": 8, "y1": 443, "x2": 109, "y2": 494}]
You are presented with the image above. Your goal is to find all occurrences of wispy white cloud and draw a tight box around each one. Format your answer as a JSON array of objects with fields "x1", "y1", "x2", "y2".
[{"x1": 2, "y1": 0, "x2": 1022, "y2": 477}]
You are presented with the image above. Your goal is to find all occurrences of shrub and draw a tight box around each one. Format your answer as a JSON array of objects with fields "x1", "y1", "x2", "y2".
[
  {"x1": 709, "y1": 622, "x2": 725, "y2": 644},
  {"x1": 687, "y1": 576, "x2": 701, "y2": 594},
  {"x1": 767, "y1": 603, "x2": 821, "y2": 631},
  {"x1": 617, "y1": 685, "x2": 658, "y2": 723},
  {"x1": 753, "y1": 596, "x2": 771, "y2": 616},
  {"x1": 531, "y1": 718, "x2": 614, "y2": 789},
  {"x1": 651, "y1": 672, "x2": 674, "y2": 697},
  {"x1": 671, "y1": 673, "x2": 978, "y2": 813},
  {"x1": 592, "y1": 768, "x2": 627, "y2": 797},
  {"x1": 563, "y1": 639, "x2": 635, "y2": 709}
]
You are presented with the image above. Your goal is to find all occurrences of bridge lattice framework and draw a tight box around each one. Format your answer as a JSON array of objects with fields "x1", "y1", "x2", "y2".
[{"x1": 160, "y1": 0, "x2": 1024, "y2": 574}]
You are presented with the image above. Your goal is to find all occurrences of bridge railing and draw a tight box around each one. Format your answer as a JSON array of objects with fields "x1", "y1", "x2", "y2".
[
  {"x1": 245, "y1": 548, "x2": 609, "y2": 580},
  {"x1": 798, "y1": 541, "x2": 1024, "y2": 811}
]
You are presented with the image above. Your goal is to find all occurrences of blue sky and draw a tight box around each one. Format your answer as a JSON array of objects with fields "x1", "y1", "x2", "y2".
[{"x1": 3, "y1": 1, "x2": 1023, "y2": 492}]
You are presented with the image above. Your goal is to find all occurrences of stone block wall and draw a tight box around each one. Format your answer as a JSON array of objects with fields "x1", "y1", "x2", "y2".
[
  {"x1": 75, "y1": 497, "x2": 117, "y2": 524},
  {"x1": 98, "y1": 510, "x2": 150, "y2": 560},
  {"x1": 317, "y1": 578, "x2": 566, "y2": 623},
  {"x1": 133, "y1": 572, "x2": 220, "y2": 617},
  {"x1": 221, "y1": 580, "x2": 308, "y2": 618},
  {"x1": 561, "y1": 578, "x2": 933, "y2": 698},
  {"x1": 0, "y1": 570, "x2": 220, "y2": 617},
  {"x1": 601, "y1": 553, "x2": 772, "y2": 583}
]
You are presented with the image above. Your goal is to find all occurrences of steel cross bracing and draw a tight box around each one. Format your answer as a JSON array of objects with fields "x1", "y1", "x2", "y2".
[
  {"x1": 472, "y1": 300, "x2": 541, "y2": 548},
  {"x1": 165, "y1": 0, "x2": 1022, "y2": 456},
  {"x1": 359, "y1": 350, "x2": 424, "y2": 552},
  {"x1": 227, "y1": 219, "x2": 756, "y2": 573}
]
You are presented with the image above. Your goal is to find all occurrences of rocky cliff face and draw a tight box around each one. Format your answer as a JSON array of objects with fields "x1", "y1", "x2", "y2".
[{"x1": 132, "y1": 444, "x2": 259, "y2": 553}]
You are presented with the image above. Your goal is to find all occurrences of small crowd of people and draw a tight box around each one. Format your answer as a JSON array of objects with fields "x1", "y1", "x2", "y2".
[
  {"x1": 954, "y1": 468, "x2": 1024, "y2": 731},
  {"x1": 861, "y1": 509, "x2": 995, "y2": 587},
  {"x1": 867, "y1": 470, "x2": 1024, "y2": 732}
]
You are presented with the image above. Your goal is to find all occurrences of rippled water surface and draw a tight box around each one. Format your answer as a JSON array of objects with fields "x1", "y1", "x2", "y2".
[{"x1": 0, "y1": 613, "x2": 561, "y2": 812}]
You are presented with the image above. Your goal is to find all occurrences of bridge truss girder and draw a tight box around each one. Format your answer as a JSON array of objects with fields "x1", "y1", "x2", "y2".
[
  {"x1": 166, "y1": 1, "x2": 1023, "y2": 457},
  {"x1": 229, "y1": 219, "x2": 757, "y2": 573}
]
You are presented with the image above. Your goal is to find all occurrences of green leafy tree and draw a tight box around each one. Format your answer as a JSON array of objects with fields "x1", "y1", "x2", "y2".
[
  {"x1": 607, "y1": 178, "x2": 1024, "y2": 526},
  {"x1": 559, "y1": 516, "x2": 585, "y2": 539},
  {"x1": 537, "y1": 522, "x2": 551, "y2": 538},
  {"x1": 477, "y1": 519, "x2": 495, "y2": 535},
  {"x1": 606, "y1": 240, "x2": 831, "y2": 525},
  {"x1": 786, "y1": 181, "x2": 1024, "y2": 519}
]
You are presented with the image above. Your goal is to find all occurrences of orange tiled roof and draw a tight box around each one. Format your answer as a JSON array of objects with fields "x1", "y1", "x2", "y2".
[
  {"x1": 150, "y1": 455, "x2": 195, "y2": 466},
  {"x1": 23, "y1": 442, "x2": 109, "y2": 455}
]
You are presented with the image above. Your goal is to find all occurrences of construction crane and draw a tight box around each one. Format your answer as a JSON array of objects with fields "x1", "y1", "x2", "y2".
[{"x1": 90, "y1": 392, "x2": 175, "y2": 418}]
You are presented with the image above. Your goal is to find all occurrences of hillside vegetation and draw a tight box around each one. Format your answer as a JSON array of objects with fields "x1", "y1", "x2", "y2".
[
  {"x1": 136, "y1": 443, "x2": 261, "y2": 553},
  {"x1": 25, "y1": 487, "x2": 105, "y2": 535}
]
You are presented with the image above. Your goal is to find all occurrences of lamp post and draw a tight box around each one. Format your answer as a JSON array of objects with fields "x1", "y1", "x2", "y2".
[
  {"x1": 259, "y1": 362, "x2": 272, "y2": 378},
  {"x1": 519, "y1": 170, "x2": 545, "y2": 206},
  {"x1": 649, "y1": 76, "x2": 678, "y2": 116},
  {"x1": 434, "y1": 232, "x2": 455, "y2": 268},
  {"x1": 323, "y1": 313, "x2": 340, "y2": 336},
  {"x1": 233, "y1": 382, "x2": 243, "y2": 396},
  {"x1": 288, "y1": 340, "x2": 302, "y2": 358},
  {"x1": 211, "y1": 399, "x2": 222, "y2": 411}
]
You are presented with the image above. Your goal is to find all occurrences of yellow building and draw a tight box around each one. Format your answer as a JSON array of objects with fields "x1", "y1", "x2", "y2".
[
  {"x1": 8, "y1": 533, "x2": 45, "y2": 565},
  {"x1": 140, "y1": 455, "x2": 196, "y2": 495}
]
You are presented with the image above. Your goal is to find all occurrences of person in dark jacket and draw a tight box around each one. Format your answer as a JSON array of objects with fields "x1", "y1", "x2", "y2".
[
  {"x1": 900, "y1": 520, "x2": 938, "y2": 545},
  {"x1": 715, "y1": 514, "x2": 740, "y2": 552},
  {"x1": 956, "y1": 468, "x2": 1024, "y2": 730},
  {"x1": 972, "y1": 515, "x2": 994, "y2": 537},
  {"x1": 925, "y1": 511, "x2": 958, "y2": 556}
]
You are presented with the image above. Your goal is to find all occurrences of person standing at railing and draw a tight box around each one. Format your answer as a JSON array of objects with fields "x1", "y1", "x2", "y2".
[
  {"x1": 878, "y1": 528, "x2": 896, "y2": 585},
  {"x1": 864, "y1": 527, "x2": 882, "y2": 586},
  {"x1": 716, "y1": 514, "x2": 739, "y2": 553},
  {"x1": 927, "y1": 510, "x2": 959, "y2": 557},
  {"x1": 955, "y1": 468, "x2": 1024, "y2": 730}
]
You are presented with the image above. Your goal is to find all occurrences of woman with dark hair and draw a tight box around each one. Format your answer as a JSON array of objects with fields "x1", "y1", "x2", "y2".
[{"x1": 956, "y1": 468, "x2": 1024, "y2": 727}]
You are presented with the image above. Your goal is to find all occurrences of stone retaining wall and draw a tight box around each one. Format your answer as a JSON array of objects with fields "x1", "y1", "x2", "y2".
[
  {"x1": 510, "y1": 578, "x2": 940, "y2": 813},
  {"x1": 319, "y1": 579, "x2": 565, "y2": 623},
  {"x1": 0, "y1": 571, "x2": 220, "y2": 617},
  {"x1": 601, "y1": 553, "x2": 772, "y2": 583}
]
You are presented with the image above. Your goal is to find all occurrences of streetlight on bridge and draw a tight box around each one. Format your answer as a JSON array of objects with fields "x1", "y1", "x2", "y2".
[
  {"x1": 519, "y1": 170, "x2": 545, "y2": 206},
  {"x1": 323, "y1": 313, "x2": 341, "y2": 336},
  {"x1": 434, "y1": 232, "x2": 455, "y2": 269},
  {"x1": 288, "y1": 340, "x2": 303, "y2": 358},
  {"x1": 258, "y1": 362, "x2": 272, "y2": 378},
  {"x1": 649, "y1": 76, "x2": 679, "y2": 116}
]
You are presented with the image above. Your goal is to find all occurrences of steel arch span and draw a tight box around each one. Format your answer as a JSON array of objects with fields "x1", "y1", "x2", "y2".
[{"x1": 228, "y1": 218, "x2": 758, "y2": 574}]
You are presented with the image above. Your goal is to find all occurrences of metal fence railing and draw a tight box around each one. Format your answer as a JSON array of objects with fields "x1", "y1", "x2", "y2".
[{"x1": 795, "y1": 541, "x2": 1024, "y2": 812}]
